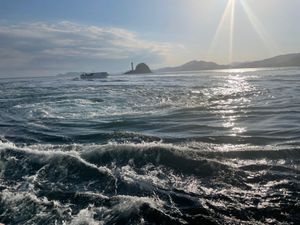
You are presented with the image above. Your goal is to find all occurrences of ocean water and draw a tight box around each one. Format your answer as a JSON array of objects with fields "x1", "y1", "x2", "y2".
[{"x1": 0, "y1": 68, "x2": 299, "y2": 225}]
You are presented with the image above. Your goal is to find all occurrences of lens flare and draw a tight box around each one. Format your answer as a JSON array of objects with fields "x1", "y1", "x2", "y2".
[
  {"x1": 209, "y1": 0, "x2": 236, "y2": 63},
  {"x1": 209, "y1": 0, "x2": 277, "y2": 63},
  {"x1": 240, "y1": 0, "x2": 277, "y2": 55},
  {"x1": 229, "y1": 0, "x2": 236, "y2": 63},
  {"x1": 210, "y1": 1, "x2": 233, "y2": 51}
]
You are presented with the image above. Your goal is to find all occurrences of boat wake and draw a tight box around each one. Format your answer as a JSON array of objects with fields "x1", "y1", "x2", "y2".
[{"x1": 0, "y1": 139, "x2": 299, "y2": 225}]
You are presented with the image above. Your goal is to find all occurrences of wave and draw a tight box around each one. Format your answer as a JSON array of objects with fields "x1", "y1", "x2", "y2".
[{"x1": 0, "y1": 140, "x2": 299, "y2": 224}]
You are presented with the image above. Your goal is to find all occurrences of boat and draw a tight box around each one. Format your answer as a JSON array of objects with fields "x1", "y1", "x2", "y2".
[{"x1": 80, "y1": 72, "x2": 109, "y2": 79}]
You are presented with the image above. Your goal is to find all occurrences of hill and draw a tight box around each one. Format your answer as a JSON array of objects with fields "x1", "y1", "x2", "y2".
[
  {"x1": 157, "y1": 60, "x2": 225, "y2": 72},
  {"x1": 157, "y1": 53, "x2": 300, "y2": 72},
  {"x1": 235, "y1": 53, "x2": 300, "y2": 68}
]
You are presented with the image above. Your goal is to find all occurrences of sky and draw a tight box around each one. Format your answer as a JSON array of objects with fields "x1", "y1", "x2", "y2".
[{"x1": 0, "y1": 0, "x2": 300, "y2": 77}]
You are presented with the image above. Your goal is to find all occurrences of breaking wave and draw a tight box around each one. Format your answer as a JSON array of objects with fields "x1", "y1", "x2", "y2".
[{"x1": 0, "y1": 139, "x2": 299, "y2": 224}]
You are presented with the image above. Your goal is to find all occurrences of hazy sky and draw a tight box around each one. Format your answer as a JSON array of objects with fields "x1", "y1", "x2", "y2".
[{"x1": 0, "y1": 0, "x2": 300, "y2": 77}]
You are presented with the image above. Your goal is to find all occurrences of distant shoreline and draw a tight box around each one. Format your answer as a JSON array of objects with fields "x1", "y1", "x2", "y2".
[
  {"x1": 157, "y1": 53, "x2": 300, "y2": 73},
  {"x1": 1, "y1": 66, "x2": 300, "y2": 80}
]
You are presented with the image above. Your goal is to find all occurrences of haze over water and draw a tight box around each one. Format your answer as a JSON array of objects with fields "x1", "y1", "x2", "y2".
[{"x1": 0, "y1": 68, "x2": 299, "y2": 224}]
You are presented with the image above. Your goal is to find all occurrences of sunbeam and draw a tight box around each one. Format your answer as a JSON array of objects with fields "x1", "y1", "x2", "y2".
[
  {"x1": 209, "y1": 0, "x2": 279, "y2": 63},
  {"x1": 240, "y1": 0, "x2": 277, "y2": 55},
  {"x1": 229, "y1": 0, "x2": 236, "y2": 63},
  {"x1": 209, "y1": 0, "x2": 236, "y2": 63},
  {"x1": 209, "y1": 1, "x2": 233, "y2": 52}
]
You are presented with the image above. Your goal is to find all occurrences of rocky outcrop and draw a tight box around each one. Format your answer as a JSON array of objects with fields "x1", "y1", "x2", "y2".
[{"x1": 124, "y1": 63, "x2": 152, "y2": 74}]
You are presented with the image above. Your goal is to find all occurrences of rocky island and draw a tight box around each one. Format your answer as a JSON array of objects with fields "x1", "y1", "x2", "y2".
[{"x1": 124, "y1": 63, "x2": 152, "y2": 74}]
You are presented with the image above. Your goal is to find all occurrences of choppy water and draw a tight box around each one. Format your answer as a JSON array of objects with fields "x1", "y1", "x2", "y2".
[{"x1": 0, "y1": 68, "x2": 299, "y2": 225}]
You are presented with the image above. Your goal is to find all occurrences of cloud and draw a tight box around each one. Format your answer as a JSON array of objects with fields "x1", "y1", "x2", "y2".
[{"x1": 0, "y1": 21, "x2": 184, "y2": 76}]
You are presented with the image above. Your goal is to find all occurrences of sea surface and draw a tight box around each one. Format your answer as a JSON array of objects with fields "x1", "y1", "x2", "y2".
[{"x1": 0, "y1": 68, "x2": 299, "y2": 225}]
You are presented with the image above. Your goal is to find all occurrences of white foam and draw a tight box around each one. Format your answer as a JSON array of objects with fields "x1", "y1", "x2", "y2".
[
  {"x1": 0, "y1": 139, "x2": 113, "y2": 177},
  {"x1": 69, "y1": 206, "x2": 101, "y2": 225}
]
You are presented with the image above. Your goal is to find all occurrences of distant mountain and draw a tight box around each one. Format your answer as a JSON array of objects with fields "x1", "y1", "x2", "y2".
[
  {"x1": 157, "y1": 53, "x2": 300, "y2": 73},
  {"x1": 234, "y1": 53, "x2": 300, "y2": 68},
  {"x1": 157, "y1": 60, "x2": 226, "y2": 72}
]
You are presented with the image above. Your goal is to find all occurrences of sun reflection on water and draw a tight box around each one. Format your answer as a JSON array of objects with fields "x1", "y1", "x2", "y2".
[{"x1": 215, "y1": 73, "x2": 254, "y2": 136}]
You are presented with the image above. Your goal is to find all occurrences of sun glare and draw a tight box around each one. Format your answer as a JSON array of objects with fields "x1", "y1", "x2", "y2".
[
  {"x1": 240, "y1": 0, "x2": 277, "y2": 55},
  {"x1": 209, "y1": 0, "x2": 236, "y2": 63},
  {"x1": 229, "y1": 0, "x2": 236, "y2": 63},
  {"x1": 209, "y1": 0, "x2": 276, "y2": 63}
]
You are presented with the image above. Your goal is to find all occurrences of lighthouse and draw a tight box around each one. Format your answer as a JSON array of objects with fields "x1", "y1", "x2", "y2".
[{"x1": 131, "y1": 62, "x2": 134, "y2": 71}]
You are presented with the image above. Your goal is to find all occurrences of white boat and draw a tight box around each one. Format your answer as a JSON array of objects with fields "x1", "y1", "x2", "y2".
[{"x1": 80, "y1": 72, "x2": 109, "y2": 79}]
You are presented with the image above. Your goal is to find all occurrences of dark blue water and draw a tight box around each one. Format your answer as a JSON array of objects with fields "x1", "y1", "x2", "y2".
[{"x1": 0, "y1": 68, "x2": 299, "y2": 224}]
